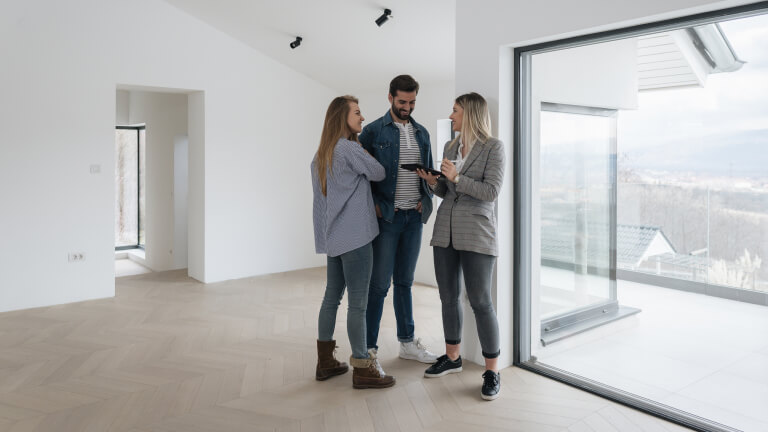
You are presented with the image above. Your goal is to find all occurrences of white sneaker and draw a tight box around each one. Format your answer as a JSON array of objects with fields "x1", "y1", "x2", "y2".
[
  {"x1": 399, "y1": 338, "x2": 438, "y2": 363},
  {"x1": 368, "y1": 348, "x2": 387, "y2": 376}
]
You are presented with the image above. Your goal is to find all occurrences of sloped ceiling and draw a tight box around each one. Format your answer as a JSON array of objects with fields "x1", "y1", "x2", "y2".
[{"x1": 161, "y1": 0, "x2": 456, "y2": 92}]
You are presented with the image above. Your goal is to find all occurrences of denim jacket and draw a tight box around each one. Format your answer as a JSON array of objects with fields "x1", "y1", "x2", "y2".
[{"x1": 359, "y1": 110, "x2": 434, "y2": 224}]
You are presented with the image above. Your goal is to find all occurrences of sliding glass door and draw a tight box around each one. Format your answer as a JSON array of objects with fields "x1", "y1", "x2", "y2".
[{"x1": 538, "y1": 103, "x2": 619, "y2": 345}]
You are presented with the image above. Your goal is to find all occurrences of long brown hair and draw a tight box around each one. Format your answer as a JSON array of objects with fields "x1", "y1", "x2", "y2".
[
  {"x1": 316, "y1": 95, "x2": 359, "y2": 196},
  {"x1": 450, "y1": 92, "x2": 493, "y2": 154}
]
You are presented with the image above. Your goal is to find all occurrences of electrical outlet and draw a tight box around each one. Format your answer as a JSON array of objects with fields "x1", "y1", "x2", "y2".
[{"x1": 68, "y1": 252, "x2": 86, "y2": 262}]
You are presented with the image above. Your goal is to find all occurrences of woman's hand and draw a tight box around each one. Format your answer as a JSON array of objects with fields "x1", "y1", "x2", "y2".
[
  {"x1": 441, "y1": 158, "x2": 458, "y2": 182},
  {"x1": 416, "y1": 168, "x2": 440, "y2": 186}
]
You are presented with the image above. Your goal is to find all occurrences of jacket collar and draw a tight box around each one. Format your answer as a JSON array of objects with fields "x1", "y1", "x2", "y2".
[
  {"x1": 383, "y1": 110, "x2": 423, "y2": 132},
  {"x1": 447, "y1": 139, "x2": 486, "y2": 174},
  {"x1": 461, "y1": 140, "x2": 485, "y2": 174}
]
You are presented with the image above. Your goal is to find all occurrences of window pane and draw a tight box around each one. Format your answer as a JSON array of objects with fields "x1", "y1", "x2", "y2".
[
  {"x1": 540, "y1": 110, "x2": 615, "y2": 320},
  {"x1": 617, "y1": 182, "x2": 708, "y2": 282},
  {"x1": 115, "y1": 129, "x2": 138, "y2": 247},
  {"x1": 139, "y1": 129, "x2": 146, "y2": 247},
  {"x1": 521, "y1": 12, "x2": 768, "y2": 432}
]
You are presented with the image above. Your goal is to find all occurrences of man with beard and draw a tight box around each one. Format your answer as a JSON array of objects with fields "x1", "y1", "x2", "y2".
[{"x1": 359, "y1": 75, "x2": 438, "y2": 365}]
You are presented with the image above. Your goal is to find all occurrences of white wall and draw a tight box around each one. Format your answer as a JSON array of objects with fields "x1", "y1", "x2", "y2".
[
  {"x1": 0, "y1": 0, "x2": 334, "y2": 312},
  {"x1": 125, "y1": 90, "x2": 188, "y2": 272},
  {"x1": 187, "y1": 92, "x2": 206, "y2": 283},
  {"x1": 454, "y1": 0, "x2": 761, "y2": 367},
  {"x1": 533, "y1": 40, "x2": 639, "y2": 110},
  {"x1": 355, "y1": 80, "x2": 456, "y2": 288},
  {"x1": 116, "y1": 90, "x2": 130, "y2": 125},
  {"x1": 173, "y1": 135, "x2": 189, "y2": 270}
]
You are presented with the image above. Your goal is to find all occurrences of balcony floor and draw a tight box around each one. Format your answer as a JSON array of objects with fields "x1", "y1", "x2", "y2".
[{"x1": 536, "y1": 269, "x2": 768, "y2": 432}]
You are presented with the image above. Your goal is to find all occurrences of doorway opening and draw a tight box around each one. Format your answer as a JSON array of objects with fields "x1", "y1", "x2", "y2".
[{"x1": 114, "y1": 88, "x2": 190, "y2": 278}]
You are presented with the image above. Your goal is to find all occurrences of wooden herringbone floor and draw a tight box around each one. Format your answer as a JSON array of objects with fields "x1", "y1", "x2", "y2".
[{"x1": 0, "y1": 267, "x2": 692, "y2": 432}]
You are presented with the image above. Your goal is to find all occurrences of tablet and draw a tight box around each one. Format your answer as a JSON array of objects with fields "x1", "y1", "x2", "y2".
[{"x1": 400, "y1": 164, "x2": 442, "y2": 177}]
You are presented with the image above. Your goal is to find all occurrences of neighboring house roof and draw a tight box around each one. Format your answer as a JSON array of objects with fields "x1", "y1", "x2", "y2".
[
  {"x1": 645, "y1": 252, "x2": 708, "y2": 270},
  {"x1": 638, "y1": 23, "x2": 744, "y2": 91},
  {"x1": 617, "y1": 224, "x2": 676, "y2": 266},
  {"x1": 541, "y1": 223, "x2": 675, "y2": 267}
]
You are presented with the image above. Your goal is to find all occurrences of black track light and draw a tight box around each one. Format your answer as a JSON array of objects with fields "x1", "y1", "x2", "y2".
[
  {"x1": 289, "y1": 36, "x2": 302, "y2": 49},
  {"x1": 375, "y1": 8, "x2": 392, "y2": 27}
]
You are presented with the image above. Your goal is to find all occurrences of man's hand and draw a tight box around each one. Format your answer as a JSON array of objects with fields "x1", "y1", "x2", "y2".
[
  {"x1": 375, "y1": 204, "x2": 382, "y2": 218},
  {"x1": 416, "y1": 202, "x2": 422, "y2": 213}
]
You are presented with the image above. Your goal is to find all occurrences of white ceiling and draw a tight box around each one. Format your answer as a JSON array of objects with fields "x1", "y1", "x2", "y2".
[{"x1": 161, "y1": 0, "x2": 456, "y2": 92}]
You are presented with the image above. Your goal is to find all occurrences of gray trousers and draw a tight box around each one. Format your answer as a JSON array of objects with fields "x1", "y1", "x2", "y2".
[{"x1": 433, "y1": 244, "x2": 500, "y2": 359}]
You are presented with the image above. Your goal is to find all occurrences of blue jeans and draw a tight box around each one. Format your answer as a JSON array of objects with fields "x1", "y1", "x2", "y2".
[
  {"x1": 366, "y1": 209, "x2": 422, "y2": 349},
  {"x1": 318, "y1": 243, "x2": 373, "y2": 359}
]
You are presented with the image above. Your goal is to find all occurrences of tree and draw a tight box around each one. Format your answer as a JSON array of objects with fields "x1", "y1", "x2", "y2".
[{"x1": 708, "y1": 249, "x2": 762, "y2": 289}]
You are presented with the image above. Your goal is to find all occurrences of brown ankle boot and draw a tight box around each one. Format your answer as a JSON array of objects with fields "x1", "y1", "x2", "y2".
[
  {"x1": 316, "y1": 340, "x2": 348, "y2": 381},
  {"x1": 350, "y1": 351, "x2": 396, "y2": 389}
]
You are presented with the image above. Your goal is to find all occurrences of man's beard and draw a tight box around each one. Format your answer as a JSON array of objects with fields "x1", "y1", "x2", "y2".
[{"x1": 392, "y1": 103, "x2": 414, "y2": 121}]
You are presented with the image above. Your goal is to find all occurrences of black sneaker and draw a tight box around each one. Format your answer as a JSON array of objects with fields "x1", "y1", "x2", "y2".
[
  {"x1": 481, "y1": 370, "x2": 500, "y2": 400},
  {"x1": 424, "y1": 354, "x2": 462, "y2": 378}
]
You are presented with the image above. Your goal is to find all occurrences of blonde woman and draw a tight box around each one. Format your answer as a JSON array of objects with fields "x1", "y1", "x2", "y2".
[
  {"x1": 311, "y1": 95, "x2": 395, "y2": 389},
  {"x1": 416, "y1": 92, "x2": 504, "y2": 400}
]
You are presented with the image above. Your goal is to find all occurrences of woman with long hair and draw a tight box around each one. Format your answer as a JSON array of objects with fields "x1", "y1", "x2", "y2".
[
  {"x1": 311, "y1": 95, "x2": 395, "y2": 389},
  {"x1": 416, "y1": 92, "x2": 505, "y2": 400}
]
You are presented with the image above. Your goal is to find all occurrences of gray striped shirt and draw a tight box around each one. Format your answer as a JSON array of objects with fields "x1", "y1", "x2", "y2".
[
  {"x1": 312, "y1": 138, "x2": 386, "y2": 257},
  {"x1": 393, "y1": 122, "x2": 422, "y2": 209}
]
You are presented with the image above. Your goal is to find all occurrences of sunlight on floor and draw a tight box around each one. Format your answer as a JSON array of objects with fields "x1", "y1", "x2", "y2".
[{"x1": 115, "y1": 258, "x2": 152, "y2": 277}]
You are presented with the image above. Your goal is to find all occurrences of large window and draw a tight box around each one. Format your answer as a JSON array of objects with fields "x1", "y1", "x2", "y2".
[
  {"x1": 115, "y1": 126, "x2": 145, "y2": 249},
  {"x1": 515, "y1": 5, "x2": 768, "y2": 432}
]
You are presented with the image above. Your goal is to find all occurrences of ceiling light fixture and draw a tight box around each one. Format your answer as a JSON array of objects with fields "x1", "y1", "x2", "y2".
[
  {"x1": 289, "y1": 36, "x2": 302, "y2": 49},
  {"x1": 375, "y1": 8, "x2": 392, "y2": 27}
]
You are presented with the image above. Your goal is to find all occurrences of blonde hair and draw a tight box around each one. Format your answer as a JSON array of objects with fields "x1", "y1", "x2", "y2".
[
  {"x1": 450, "y1": 92, "x2": 492, "y2": 153},
  {"x1": 316, "y1": 95, "x2": 359, "y2": 196}
]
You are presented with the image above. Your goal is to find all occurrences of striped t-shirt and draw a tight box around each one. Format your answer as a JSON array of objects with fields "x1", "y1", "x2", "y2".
[{"x1": 393, "y1": 122, "x2": 422, "y2": 209}]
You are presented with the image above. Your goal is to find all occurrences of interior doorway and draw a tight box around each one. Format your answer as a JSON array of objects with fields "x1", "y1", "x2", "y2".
[{"x1": 114, "y1": 88, "x2": 190, "y2": 277}]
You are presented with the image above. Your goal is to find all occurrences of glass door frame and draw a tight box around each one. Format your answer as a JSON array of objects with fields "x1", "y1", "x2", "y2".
[
  {"x1": 538, "y1": 102, "x2": 619, "y2": 345},
  {"x1": 512, "y1": 2, "x2": 768, "y2": 431}
]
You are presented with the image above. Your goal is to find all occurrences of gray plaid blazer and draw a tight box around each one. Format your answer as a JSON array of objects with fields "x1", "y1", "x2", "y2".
[{"x1": 430, "y1": 137, "x2": 505, "y2": 256}]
